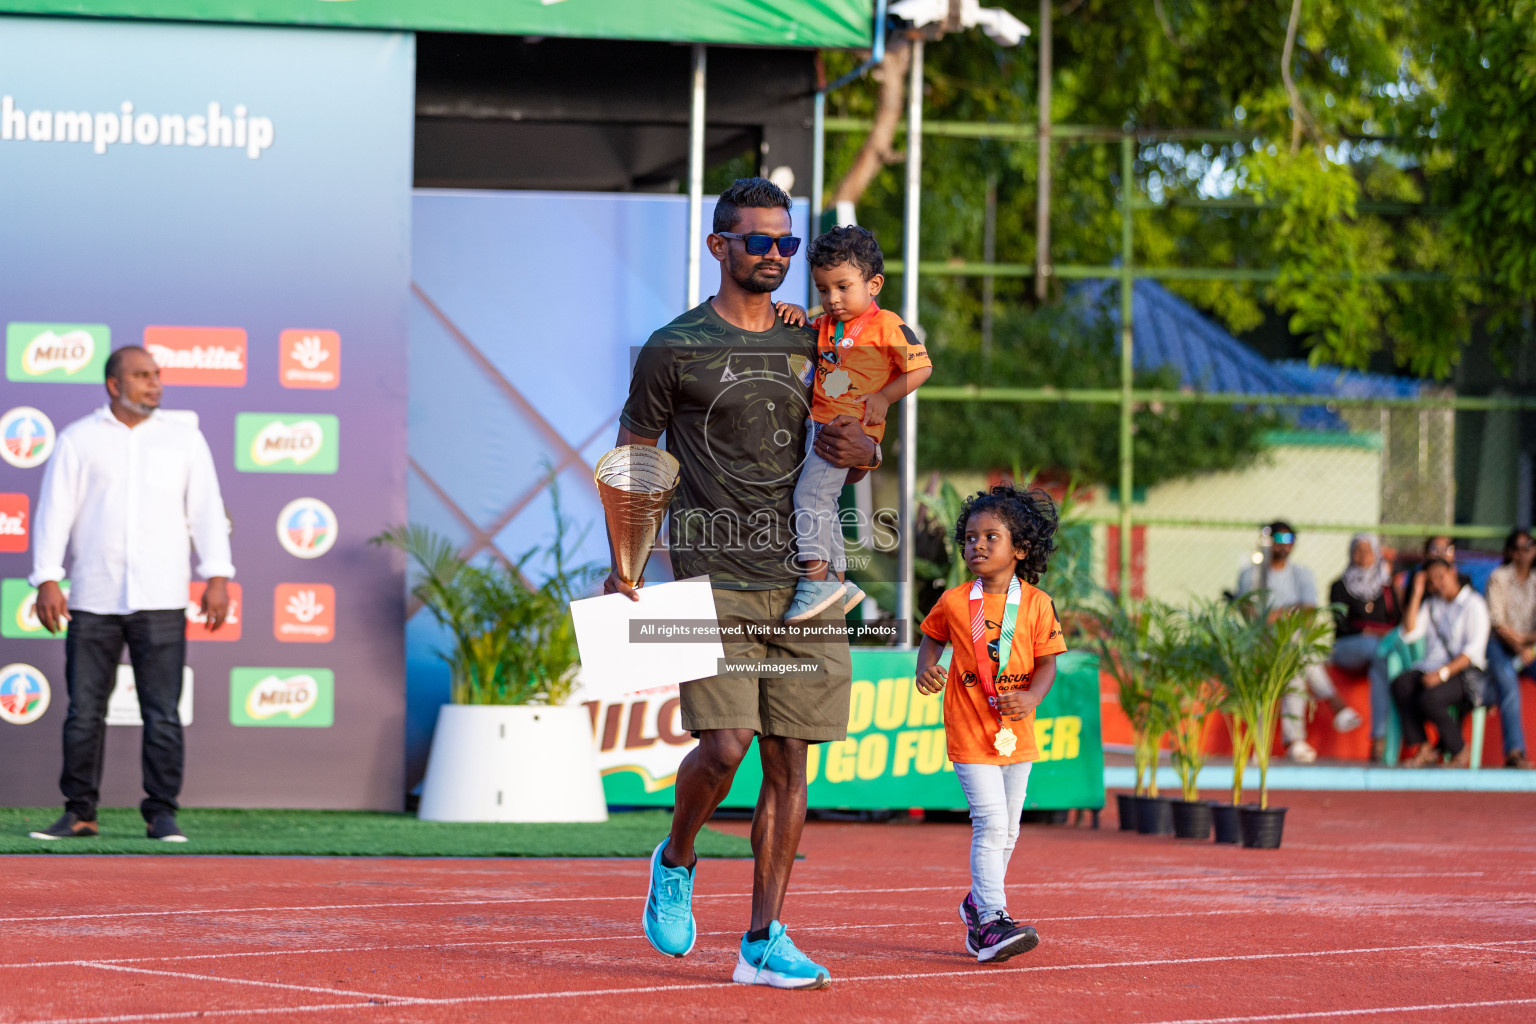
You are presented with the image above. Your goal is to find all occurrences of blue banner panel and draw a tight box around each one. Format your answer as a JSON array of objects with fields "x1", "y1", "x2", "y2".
[{"x1": 0, "y1": 16, "x2": 413, "y2": 810}]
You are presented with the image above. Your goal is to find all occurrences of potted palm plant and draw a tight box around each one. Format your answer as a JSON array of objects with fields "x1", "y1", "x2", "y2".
[
  {"x1": 374, "y1": 478, "x2": 606, "y2": 823},
  {"x1": 1098, "y1": 599, "x2": 1179, "y2": 834},
  {"x1": 1096, "y1": 599, "x2": 1154, "y2": 831},
  {"x1": 1222, "y1": 603, "x2": 1333, "y2": 848},
  {"x1": 1200, "y1": 594, "x2": 1265, "y2": 843},
  {"x1": 1168, "y1": 606, "x2": 1224, "y2": 840}
]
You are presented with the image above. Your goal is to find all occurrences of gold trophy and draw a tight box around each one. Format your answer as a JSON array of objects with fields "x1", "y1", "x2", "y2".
[{"x1": 595, "y1": 445, "x2": 681, "y2": 588}]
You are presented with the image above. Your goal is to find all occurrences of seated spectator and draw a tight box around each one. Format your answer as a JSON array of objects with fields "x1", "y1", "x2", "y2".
[
  {"x1": 1391, "y1": 558, "x2": 1490, "y2": 768},
  {"x1": 1485, "y1": 528, "x2": 1535, "y2": 770},
  {"x1": 1237, "y1": 520, "x2": 1362, "y2": 764},
  {"x1": 1397, "y1": 534, "x2": 1470, "y2": 606},
  {"x1": 1327, "y1": 534, "x2": 1399, "y2": 762}
]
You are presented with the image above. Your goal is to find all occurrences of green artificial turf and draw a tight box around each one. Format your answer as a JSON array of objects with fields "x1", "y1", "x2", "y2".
[{"x1": 0, "y1": 807, "x2": 751, "y2": 858}]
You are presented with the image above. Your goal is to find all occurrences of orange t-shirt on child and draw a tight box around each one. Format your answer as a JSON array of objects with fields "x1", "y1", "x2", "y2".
[
  {"x1": 811, "y1": 303, "x2": 932, "y2": 443},
  {"x1": 920, "y1": 579, "x2": 1068, "y2": 765}
]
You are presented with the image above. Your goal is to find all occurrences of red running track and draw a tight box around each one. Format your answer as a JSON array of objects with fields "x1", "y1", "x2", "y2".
[{"x1": 2, "y1": 790, "x2": 1535, "y2": 1024}]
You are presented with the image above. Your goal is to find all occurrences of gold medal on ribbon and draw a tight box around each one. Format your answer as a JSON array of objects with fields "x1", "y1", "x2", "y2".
[{"x1": 993, "y1": 726, "x2": 1017, "y2": 757}]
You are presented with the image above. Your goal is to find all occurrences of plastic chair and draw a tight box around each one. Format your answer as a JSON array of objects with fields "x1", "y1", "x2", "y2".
[{"x1": 1379, "y1": 629, "x2": 1486, "y2": 768}]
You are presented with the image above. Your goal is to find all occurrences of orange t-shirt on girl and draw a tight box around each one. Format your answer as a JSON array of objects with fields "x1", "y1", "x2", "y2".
[
  {"x1": 811, "y1": 303, "x2": 931, "y2": 443},
  {"x1": 920, "y1": 580, "x2": 1067, "y2": 765}
]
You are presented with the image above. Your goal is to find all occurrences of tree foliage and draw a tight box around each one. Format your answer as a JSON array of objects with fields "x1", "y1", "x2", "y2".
[
  {"x1": 919, "y1": 302, "x2": 1278, "y2": 487},
  {"x1": 823, "y1": 0, "x2": 1536, "y2": 378}
]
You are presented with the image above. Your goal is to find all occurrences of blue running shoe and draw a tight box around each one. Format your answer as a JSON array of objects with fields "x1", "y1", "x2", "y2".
[
  {"x1": 642, "y1": 839, "x2": 696, "y2": 958},
  {"x1": 732, "y1": 921, "x2": 831, "y2": 990}
]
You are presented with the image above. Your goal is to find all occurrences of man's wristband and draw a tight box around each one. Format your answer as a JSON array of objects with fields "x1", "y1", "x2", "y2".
[
  {"x1": 862, "y1": 442, "x2": 883, "y2": 471},
  {"x1": 1437, "y1": 666, "x2": 1450, "y2": 683}
]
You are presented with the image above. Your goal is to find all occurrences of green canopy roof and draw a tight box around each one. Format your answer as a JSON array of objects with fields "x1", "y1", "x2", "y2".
[{"x1": 0, "y1": 0, "x2": 872, "y2": 47}]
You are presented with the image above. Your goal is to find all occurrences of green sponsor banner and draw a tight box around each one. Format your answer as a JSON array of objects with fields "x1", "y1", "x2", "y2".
[
  {"x1": 600, "y1": 648, "x2": 1106, "y2": 811},
  {"x1": 1, "y1": 578, "x2": 68, "y2": 639},
  {"x1": 0, "y1": 1, "x2": 873, "y2": 48},
  {"x1": 6, "y1": 323, "x2": 109, "y2": 383},
  {"x1": 234, "y1": 413, "x2": 338, "y2": 474},
  {"x1": 230, "y1": 667, "x2": 334, "y2": 727}
]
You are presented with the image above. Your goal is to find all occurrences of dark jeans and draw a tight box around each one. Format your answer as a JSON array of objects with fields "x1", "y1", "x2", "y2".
[
  {"x1": 61, "y1": 609, "x2": 187, "y2": 822},
  {"x1": 1390, "y1": 669, "x2": 1471, "y2": 755}
]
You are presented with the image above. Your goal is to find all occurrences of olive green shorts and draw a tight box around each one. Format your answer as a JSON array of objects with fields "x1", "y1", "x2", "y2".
[{"x1": 680, "y1": 586, "x2": 853, "y2": 743}]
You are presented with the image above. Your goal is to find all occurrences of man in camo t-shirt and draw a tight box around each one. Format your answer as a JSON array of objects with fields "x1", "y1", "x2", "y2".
[{"x1": 606, "y1": 179, "x2": 877, "y2": 990}]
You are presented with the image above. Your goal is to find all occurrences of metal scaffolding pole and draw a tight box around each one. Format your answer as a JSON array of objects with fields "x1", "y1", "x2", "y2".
[
  {"x1": 1034, "y1": 0, "x2": 1052, "y2": 301},
  {"x1": 686, "y1": 44, "x2": 707, "y2": 309},
  {"x1": 899, "y1": 35, "x2": 924, "y2": 640}
]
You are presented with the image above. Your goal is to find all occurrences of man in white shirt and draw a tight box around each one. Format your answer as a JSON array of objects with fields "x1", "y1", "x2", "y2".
[
  {"x1": 1236, "y1": 520, "x2": 1362, "y2": 763},
  {"x1": 27, "y1": 346, "x2": 234, "y2": 842},
  {"x1": 1391, "y1": 557, "x2": 1491, "y2": 768}
]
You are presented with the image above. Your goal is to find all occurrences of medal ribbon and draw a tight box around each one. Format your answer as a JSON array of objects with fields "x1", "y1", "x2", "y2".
[{"x1": 969, "y1": 576, "x2": 1021, "y2": 721}]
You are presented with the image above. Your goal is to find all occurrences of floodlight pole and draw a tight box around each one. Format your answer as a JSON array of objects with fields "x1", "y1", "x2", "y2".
[
  {"x1": 898, "y1": 34, "x2": 924, "y2": 642},
  {"x1": 686, "y1": 44, "x2": 707, "y2": 309},
  {"x1": 1117, "y1": 134, "x2": 1135, "y2": 606}
]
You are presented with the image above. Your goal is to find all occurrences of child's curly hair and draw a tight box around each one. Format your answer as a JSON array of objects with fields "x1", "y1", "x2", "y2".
[{"x1": 954, "y1": 484, "x2": 1059, "y2": 584}]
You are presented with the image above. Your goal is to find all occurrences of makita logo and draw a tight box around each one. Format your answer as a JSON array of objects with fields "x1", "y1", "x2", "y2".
[
  {"x1": 23, "y1": 330, "x2": 94, "y2": 376},
  {"x1": 142, "y1": 326, "x2": 247, "y2": 386},
  {"x1": 252, "y1": 420, "x2": 323, "y2": 466},
  {"x1": 147, "y1": 344, "x2": 244, "y2": 370}
]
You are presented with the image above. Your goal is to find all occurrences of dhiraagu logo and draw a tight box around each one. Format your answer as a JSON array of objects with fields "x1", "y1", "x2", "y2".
[
  {"x1": 230, "y1": 668, "x2": 334, "y2": 727},
  {"x1": 6, "y1": 323, "x2": 109, "y2": 382},
  {"x1": 234, "y1": 413, "x2": 338, "y2": 473}
]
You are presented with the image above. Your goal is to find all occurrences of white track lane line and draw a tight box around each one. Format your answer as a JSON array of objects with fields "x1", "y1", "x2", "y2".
[
  {"x1": 0, "y1": 870, "x2": 1511, "y2": 925},
  {"x1": 5, "y1": 938, "x2": 1531, "y2": 1024},
  {"x1": 8, "y1": 913, "x2": 1534, "y2": 971},
  {"x1": 1133, "y1": 997, "x2": 1536, "y2": 1024},
  {"x1": 78, "y1": 963, "x2": 422, "y2": 1005}
]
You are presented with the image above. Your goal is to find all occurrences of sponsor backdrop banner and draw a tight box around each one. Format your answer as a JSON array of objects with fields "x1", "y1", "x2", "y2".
[
  {"x1": 0, "y1": 16, "x2": 412, "y2": 809},
  {"x1": 575, "y1": 649, "x2": 1106, "y2": 811}
]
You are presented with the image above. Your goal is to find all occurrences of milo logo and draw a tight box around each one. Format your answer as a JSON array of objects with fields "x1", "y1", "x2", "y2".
[
  {"x1": 1, "y1": 579, "x2": 69, "y2": 639},
  {"x1": 229, "y1": 667, "x2": 334, "y2": 727},
  {"x1": 6, "y1": 324, "x2": 109, "y2": 383},
  {"x1": 234, "y1": 413, "x2": 338, "y2": 474}
]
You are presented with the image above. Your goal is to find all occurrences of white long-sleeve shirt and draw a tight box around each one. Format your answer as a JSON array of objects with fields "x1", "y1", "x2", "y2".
[
  {"x1": 1403, "y1": 584, "x2": 1491, "y2": 672},
  {"x1": 29, "y1": 405, "x2": 235, "y2": 614}
]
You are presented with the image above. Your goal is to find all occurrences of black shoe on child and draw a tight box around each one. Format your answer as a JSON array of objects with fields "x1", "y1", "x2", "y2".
[
  {"x1": 145, "y1": 814, "x2": 187, "y2": 842},
  {"x1": 959, "y1": 892, "x2": 982, "y2": 955},
  {"x1": 29, "y1": 812, "x2": 99, "y2": 840},
  {"x1": 973, "y1": 913, "x2": 1040, "y2": 964}
]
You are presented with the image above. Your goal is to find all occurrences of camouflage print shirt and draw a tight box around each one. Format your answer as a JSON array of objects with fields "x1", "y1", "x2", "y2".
[{"x1": 620, "y1": 301, "x2": 818, "y2": 590}]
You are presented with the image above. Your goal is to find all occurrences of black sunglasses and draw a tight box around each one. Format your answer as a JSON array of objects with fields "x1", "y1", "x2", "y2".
[{"x1": 717, "y1": 232, "x2": 801, "y2": 257}]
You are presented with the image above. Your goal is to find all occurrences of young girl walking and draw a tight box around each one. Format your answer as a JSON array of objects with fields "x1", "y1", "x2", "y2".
[{"x1": 915, "y1": 484, "x2": 1065, "y2": 963}]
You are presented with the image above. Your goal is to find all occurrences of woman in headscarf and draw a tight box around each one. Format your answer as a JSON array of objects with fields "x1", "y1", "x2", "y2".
[{"x1": 1327, "y1": 535, "x2": 1400, "y2": 762}]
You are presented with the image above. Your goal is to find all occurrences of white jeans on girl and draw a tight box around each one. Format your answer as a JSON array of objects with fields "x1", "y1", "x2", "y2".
[{"x1": 952, "y1": 760, "x2": 1033, "y2": 922}]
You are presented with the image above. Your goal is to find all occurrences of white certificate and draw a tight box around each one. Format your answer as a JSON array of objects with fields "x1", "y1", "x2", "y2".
[{"x1": 570, "y1": 576, "x2": 723, "y2": 703}]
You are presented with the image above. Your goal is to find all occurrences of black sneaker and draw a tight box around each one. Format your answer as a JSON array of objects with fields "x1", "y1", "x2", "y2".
[
  {"x1": 959, "y1": 892, "x2": 982, "y2": 955},
  {"x1": 145, "y1": 814, "x2": 187, "y2": 842},
  {"x1": 973, "y1": 913, "x2": 1039, "y2": 964},
  {"x1": 29, "y1": 812, "x2": 99, "y2": 840}
]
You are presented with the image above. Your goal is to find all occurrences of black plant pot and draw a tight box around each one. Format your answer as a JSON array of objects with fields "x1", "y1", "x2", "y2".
[
  {"x1": 1239, "y1": 805, "x2": 1287, "y2": 849},
  {"x1": 1116, "y1": 793, "x2": 1141, "y2": 832},
  {"x1": 1211, "y1": 803, "x2": 1244, "y2": 844},
  {"x1": 1136, "y1": 796, "x2": 1175, "y2": 836},
  {"x1": 1170, "y1": 799, "x2": 1212, "y2": 840}
]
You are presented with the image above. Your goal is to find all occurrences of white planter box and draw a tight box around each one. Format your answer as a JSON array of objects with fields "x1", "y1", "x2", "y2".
[{"x1": 417, "y1": 704, "x2": 608, "y2": 823}]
